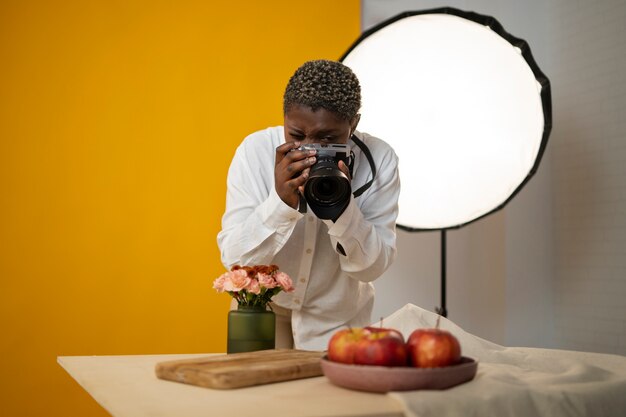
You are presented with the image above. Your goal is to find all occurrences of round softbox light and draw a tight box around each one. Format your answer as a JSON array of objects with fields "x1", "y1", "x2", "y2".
[{"x1": 342, "y1": 8, "x2": 551, "y2": 230}]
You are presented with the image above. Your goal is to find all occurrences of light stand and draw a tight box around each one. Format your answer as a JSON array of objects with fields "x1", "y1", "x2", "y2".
[
  {"x1": 341, "y1": 8, "x2": 551, "y2": 317},
  {"x1": 437, "y1": 230, "x2": 447, "y2": 317}
]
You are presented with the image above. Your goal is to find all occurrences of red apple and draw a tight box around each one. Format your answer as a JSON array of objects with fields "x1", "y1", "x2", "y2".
[
  {"x1": 407, "y1": 326, "x2": 461, "y2": 368},
  {"x1": 364, "y1": 325, "x2": 404, "y2": 341},
  {"x1": 354, "y1": 328, "x2": 408, "y2": 367},
  {"x1": 327, "y1": 327, "x2": 370, "y2": 364}
]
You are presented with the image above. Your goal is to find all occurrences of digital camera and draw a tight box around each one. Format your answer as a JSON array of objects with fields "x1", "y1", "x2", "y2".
[{"x1": 298, "y1": 143, "x2": 352, "y2": 220}]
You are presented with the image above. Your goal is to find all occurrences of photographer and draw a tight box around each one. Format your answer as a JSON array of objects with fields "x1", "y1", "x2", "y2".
[{"x1": 217, "y1": 60, "x2": 400, "y2": 350}]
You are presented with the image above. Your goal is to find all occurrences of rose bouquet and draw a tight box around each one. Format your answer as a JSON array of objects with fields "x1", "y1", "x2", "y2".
[{"x1": 213, "y1": 264, "x2": 294, "y2": 308}]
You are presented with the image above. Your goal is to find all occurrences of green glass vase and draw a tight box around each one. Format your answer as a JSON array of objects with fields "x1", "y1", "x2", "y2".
[{"x1": 227, "y1": 305, "x2": 275, "y2": 354}]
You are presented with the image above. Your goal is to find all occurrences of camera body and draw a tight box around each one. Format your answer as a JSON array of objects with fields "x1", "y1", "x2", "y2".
[
  {"x1": 297, "y1": 143, "x2": 352, "y2": 220},
  {"x1": 298, "y1": 143, "x2": 351, "y2": 167}
]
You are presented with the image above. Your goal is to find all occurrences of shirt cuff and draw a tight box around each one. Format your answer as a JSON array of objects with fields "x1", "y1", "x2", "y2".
[
  {"x1": 260, "y1": 187, "x2": 304, "y2": 228},
  {"x1": 322, "y1": 196, "x2": 360, "y2": 238}
]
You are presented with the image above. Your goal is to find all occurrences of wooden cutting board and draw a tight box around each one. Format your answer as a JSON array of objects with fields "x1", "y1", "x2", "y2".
[{"x1": 155, "y1": 349, "x2": 326, "y2": 389}]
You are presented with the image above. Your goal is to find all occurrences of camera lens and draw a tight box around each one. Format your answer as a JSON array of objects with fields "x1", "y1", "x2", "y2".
[
  {"x1": 304, "y1": 161, "x2": 351, "y2": 206},
  {"x1": 302, "y1": 153, "x2": 352, "y2": 220},
  {"x1": 309, "y1": 177, "x2": 348, "y2": 204},
  {"x1": 317, "y1": 181, "x2": 334, "y2": 197}
]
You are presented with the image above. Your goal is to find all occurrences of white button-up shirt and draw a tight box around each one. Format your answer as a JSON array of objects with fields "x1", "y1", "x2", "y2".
[{"x1": 217, "y1": 126, "x2": 400, "y2": 350}]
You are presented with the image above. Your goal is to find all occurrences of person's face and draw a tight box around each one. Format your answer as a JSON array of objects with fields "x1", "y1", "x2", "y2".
[{"x1": 284, "y1": 104, "x2": 359, "y2": 145}]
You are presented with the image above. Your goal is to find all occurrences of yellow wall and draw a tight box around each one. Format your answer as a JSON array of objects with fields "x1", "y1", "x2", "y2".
[{"x1": 0, "y1": 1, "x2": 360, "y2": 415}]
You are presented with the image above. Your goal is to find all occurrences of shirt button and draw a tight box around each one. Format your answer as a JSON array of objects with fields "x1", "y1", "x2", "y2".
[
  {"x1": 308, "y1": 217, "x2": 314, "y2": 222},
  {"x1": 300, "y1": 278, "x2": 306, "y2": 283},
  {"x1": 305, "y1": 248, "x2": 312, "y2": 254},
  {"x1": 294, "y1": 299, "x2": 301, "y2": 304}
]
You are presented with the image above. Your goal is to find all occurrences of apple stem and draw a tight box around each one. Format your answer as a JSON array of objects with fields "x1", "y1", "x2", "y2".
[
  {"x1": 436, "y1": 315, "x2": 441, "y2": 329},
  {"x1": 379, "y1": 317, "x2": 384, "y2": 328}
]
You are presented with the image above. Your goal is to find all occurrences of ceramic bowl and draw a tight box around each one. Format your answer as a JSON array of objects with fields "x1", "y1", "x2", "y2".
[{"x1": 320, "y1": 356, "x2": 478, "y2": 393}]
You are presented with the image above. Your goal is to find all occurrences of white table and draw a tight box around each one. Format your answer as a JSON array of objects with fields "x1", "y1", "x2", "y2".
[
  {"x1": 59, "y1": 304, "x2": 626, "y2": 417},
  {"x1": 58, "y1": 354, "x2": 406, "y2": 417}
]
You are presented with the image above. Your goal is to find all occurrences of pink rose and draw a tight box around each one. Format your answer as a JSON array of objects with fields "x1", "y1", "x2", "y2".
[
  {"x1": 274, "y1": 271, "x2": 294, "y2": 292},
  {"x1": 223, "y1": 269, "x2": 251, "y2": 292},
  {"x1": 213, "y1": 273, "x2": 227, "y2": 292},
  {"x1": 247, "y1": 279, "x2": 261, "y2": 295},
  {"x1": 258, "y1": 273, "x2": 278, "y2": 289}
]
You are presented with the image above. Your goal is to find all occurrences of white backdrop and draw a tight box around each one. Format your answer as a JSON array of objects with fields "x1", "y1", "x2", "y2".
[
  {"x1": 365, "y1": 0, "x2": 554, "y2": 349},
  {"x1": 367, "y1": 0, "x2": 626, "y2": 356}
]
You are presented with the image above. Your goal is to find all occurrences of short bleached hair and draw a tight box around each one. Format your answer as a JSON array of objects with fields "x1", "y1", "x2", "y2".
[{"x1": 283, "y1": 60, "x2": 361, "y2": 121}]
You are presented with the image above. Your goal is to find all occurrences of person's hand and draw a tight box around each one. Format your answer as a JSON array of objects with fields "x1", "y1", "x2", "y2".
[
  {"x1": 338, "y1": 160, "x2": 351, "y2": 181},
  {"x1": 274, "y1": 141, "x2": 317, "y2": 209}
]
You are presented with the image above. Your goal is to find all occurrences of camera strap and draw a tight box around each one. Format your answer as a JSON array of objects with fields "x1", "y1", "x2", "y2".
[
  {"x1": 298, "y1": 193, "x2": 307, "y2": 214},
  {"x1": 350, "y1": 134, "x2": 377, "y2": 198}
]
